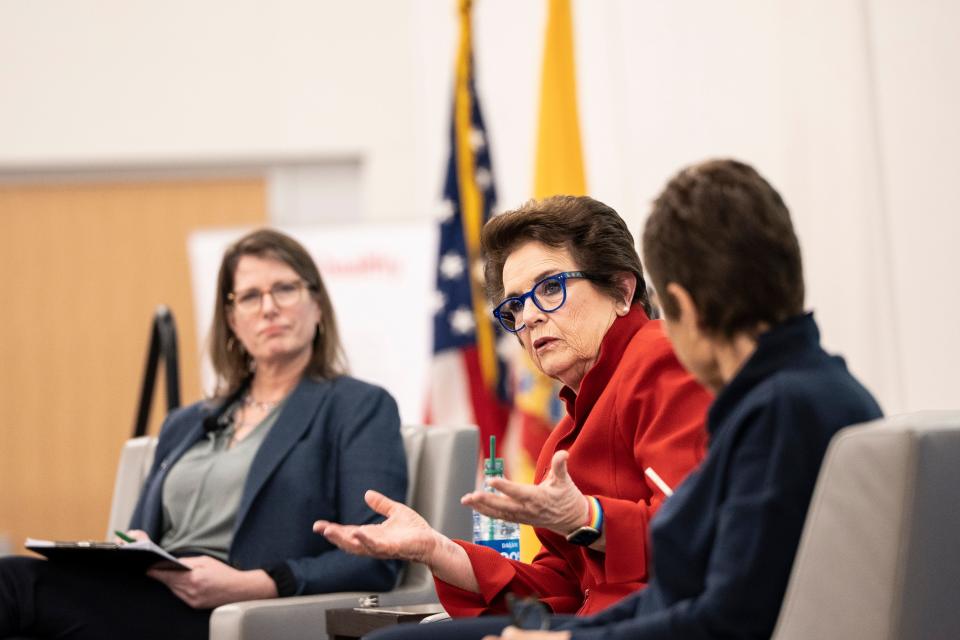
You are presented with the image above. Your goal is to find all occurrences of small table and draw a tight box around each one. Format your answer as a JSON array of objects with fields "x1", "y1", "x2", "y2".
[{"x1": 325, "y1": 603, "x2": 447, "y2": 640}]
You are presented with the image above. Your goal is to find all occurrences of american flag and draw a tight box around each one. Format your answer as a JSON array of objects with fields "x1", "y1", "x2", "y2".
[{"x1": 427, "y1": 1, "x2": 510, "y2": 445}]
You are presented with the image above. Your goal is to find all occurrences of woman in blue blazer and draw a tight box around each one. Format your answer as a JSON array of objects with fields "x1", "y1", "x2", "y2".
[{"x1": 0, "y1": 229, "x2": 407, "y2": 639}]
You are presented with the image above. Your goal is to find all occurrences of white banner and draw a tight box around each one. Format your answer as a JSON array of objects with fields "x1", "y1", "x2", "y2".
[{"x1": 188, "y1": 223, "x2": 437, "y2": 425}]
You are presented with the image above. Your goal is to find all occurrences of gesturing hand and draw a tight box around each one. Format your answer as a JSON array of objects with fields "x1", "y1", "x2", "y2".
[
  {"x1": 147, "y1": 555, "x2": 277, "y2": 610},
  {"x1": 461, "y1": 450, "x2": 589, "y2": 537},
  {"x1": 314, "y1": 489, "x2": 444, "y2": 565}
]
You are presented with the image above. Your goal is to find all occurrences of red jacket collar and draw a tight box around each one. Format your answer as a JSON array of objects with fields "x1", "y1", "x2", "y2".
[{"x1": 559, "y1": 306, "x2": 650, "y2": 428}]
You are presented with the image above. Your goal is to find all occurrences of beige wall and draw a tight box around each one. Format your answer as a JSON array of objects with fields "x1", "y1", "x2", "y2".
[
  {"x1": 4, "y1": 0, "x2": 955, "y2": 414},
  {"x1": 0, "y1": 178, "x2": 266, "y2": 550}
]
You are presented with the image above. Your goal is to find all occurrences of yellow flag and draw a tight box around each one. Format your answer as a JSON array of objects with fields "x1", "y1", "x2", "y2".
[
  {"x1": 534, "y1": 0, "x2": 586, "y2": 198},
  {"x1": 515, "y1": 0, "x2": 586, "y2": 563}
]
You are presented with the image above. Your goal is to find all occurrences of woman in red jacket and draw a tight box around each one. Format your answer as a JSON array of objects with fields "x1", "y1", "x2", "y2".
[{"x1": 316, "y1": 196, "x2": 711, "y2": 616}]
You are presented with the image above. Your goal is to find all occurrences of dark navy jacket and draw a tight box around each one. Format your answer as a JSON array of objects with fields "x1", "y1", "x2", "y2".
[
  {"x1": 564, "y1": 313, "x2": 882, "y2": 639},
  {"x1": 129, "y1": 375, "x2": 407, "y2": 597}
]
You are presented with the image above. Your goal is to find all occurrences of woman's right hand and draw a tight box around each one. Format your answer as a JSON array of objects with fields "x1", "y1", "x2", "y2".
[
  {"x1": 316, "y1": 489, "x2": 481, "y2": 593},
  {"x1": 314, "y1": 489, "x2": 444, "y2": 565}
]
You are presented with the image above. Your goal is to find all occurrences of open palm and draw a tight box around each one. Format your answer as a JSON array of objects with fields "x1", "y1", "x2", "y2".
[
  {"x1": 314, "y1": 489, "x2": 441, "y2": 564},
  {"x1": 461, "y1": 450, "x2": 588, "y2": 536}
]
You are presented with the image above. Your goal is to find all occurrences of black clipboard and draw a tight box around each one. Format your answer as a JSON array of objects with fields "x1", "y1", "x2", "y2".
[{"x1": 26, "y1": 537, "x2": 191, "y2": 572}]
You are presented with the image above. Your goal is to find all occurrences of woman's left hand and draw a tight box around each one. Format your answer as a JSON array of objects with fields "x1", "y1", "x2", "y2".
[
  {"x1": 147, "y1": 555, "x2": 278, "y2": 609},
  {"x1": 482, "y1": 627, "x2": 571, "y2": 640},
  {"x1": 461, "y1": 450, "x2": 589, "y2": 537}
]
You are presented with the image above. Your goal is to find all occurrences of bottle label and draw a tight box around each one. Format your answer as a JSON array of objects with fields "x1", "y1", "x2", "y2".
[{"x1": 476, "y1": 538, "x2": 521, "y2": 561}]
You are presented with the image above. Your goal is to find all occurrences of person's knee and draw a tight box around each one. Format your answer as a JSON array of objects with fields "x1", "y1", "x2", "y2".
[
  {"x1": 0, "y1": 556, "x2": 45, "y2": 633},
  {"x1": 0, "y1": 555, "x2": 44, "y2": 582},
  {"x1": 0, "y1": 556, "x2": 46, "y2": 610}
]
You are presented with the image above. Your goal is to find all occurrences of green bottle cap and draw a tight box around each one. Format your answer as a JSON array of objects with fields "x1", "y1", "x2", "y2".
[{"x1": 484, "y1": 435, "x2": 504, "y2": 476}]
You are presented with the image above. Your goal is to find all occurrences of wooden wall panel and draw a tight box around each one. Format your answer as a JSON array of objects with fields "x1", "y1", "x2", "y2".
[{"x1": 0, "y1": 178, "x2": 266, "y2": 551}]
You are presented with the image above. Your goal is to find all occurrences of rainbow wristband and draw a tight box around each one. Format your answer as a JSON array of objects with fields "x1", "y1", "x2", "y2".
[{"x1": 587, "y1": 495, "x2": 603, "y2": 533}]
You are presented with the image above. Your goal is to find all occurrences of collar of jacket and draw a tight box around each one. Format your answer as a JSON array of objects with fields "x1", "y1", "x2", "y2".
[
  {"x1": 158, "y1": 375, "x2": 333, "y2": 544},
  {"x1": 558, "y1": 305, "x2": 650, "y2": 429},
  {"x1": 232, "y1": 375, "x2": 331, "y2": 535},
  {"x1": 707, "y1": 312, "x2": 821, "y2": 435}
]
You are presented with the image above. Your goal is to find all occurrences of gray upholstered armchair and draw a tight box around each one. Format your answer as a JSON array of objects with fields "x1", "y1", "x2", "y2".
[
  {"x1": 107, "y1": 424, "x2": 478, "y2": 640},
  {"x1": 773, "y1": 411, "x2": 960, "y2": 639}
]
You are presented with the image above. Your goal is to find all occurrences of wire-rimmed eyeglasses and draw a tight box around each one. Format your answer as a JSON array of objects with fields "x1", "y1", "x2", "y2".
[
  {"x1": 227, "y1": 280, "x2": 312, "y2": 315},
  {"x1": 493, "y1": 271, "x2": 591, "y2": 333}
]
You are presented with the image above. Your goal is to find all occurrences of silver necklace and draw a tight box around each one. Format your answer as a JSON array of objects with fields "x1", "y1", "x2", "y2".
[{"x1": 243, "y1": 393, "x2": 281, "y2": 412}]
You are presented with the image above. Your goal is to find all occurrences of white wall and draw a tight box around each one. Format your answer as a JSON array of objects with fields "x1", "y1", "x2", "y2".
[
  {"x1": 1, "y1": 0, "x2": 957, "y2": 412},
  {"x1": 868, "y1": 0, "x2": 960, "y2": 411},
  {"x1": 0, "y1": 0, "x2": 420, "y2": 217}
]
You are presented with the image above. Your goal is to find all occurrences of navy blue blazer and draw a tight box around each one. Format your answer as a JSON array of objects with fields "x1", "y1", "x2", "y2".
[
  {"x1": 563, "y1": 313, "x2": 883, "y2": 640},
  {"x1": 129, "y1": 375, "x2": 407, "y2": 597}
]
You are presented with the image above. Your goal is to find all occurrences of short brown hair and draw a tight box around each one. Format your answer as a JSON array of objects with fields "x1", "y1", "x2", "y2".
[
  {"x1": 642, "y1": 159, "x2": 804, "y2": 338},
  {"x1": 482, "y1": 195, "x2": 651, "y2": 317},
  {"x1": 209, "y1": 228, "x2": 347, "y2": 397}
]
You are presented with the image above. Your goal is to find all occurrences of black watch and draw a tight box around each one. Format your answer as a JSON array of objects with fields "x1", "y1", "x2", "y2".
[{"x1": 565, "y1": 525, "x2": 601, "y2": 547}]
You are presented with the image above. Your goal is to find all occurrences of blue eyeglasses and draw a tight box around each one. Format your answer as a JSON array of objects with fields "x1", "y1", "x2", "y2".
[{"x1": 493, "y1": 271, "x2": 591, "y2": 333}]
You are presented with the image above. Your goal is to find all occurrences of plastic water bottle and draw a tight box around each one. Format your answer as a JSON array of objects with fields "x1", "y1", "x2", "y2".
[{"x1": 472, "y1": 436, "x2": 521, "y2": 560}]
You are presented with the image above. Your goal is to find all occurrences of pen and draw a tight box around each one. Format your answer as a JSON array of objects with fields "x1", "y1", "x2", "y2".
[
  {"x1": 114, "y1": 530, "x2": 136, "y2": 543},
  {"x1": 644, "y1": 467, "x2": 674, "y2": 497}
]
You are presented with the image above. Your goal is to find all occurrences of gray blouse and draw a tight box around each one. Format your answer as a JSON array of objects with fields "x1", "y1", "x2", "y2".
[{"x1": 159, "y1": 402, "x2": 282, "y2": 561}]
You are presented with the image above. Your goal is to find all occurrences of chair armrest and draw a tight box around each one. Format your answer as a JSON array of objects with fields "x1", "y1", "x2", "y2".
[{"x1": 210, "y1": 579, "x2": 440, "y2": 640}]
